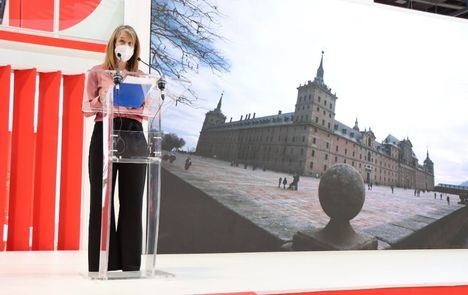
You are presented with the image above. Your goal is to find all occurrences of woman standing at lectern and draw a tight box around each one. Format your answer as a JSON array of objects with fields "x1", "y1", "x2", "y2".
[{"x1": 82, "y1": 25, "x2": 146, "y2": 272}]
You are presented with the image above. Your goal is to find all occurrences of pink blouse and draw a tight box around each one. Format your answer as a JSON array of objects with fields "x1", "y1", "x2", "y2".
[{"x1": 82, "y1": 64, "x2": 145, "y2": 122}]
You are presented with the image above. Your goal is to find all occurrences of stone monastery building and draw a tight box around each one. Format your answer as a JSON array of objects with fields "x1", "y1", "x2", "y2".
[{"x1": 196, "y1": 53, "x2": 435, "y2": 190}]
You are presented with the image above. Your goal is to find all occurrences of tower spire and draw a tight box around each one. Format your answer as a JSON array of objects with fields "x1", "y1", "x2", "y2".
[
  {"x1": 353, "y1": 117, "x2": 359, "y2": 131},
  {"x1": 315, "y1": 51, "x2": 325, "y2": 85},
  {"x1": 216, "y1": 91, "x2": 223, "y2": 111}
]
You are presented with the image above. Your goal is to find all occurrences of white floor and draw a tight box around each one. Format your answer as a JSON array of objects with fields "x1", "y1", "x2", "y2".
[{"x1": 1, "y1": 250, "x2": 468, "y2": 294}]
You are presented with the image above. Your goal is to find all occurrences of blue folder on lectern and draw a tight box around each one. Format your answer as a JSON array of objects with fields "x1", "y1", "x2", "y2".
[{"x1": 113, "y1": 82, "x2": 152, "y2": 107}]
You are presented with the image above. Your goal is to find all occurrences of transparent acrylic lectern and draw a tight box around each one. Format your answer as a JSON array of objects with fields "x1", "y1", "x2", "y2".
[{"x1": 82, "y1": 69, "x2": 169, "y2": 280}]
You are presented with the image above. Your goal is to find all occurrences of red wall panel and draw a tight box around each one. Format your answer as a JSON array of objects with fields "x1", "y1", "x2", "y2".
[
  {"x1": 32, "y1": 72, "x2": 61, "y2": 250},
  {"x1": 7, "y1": 68, "x2": 37, "y2": 251},
  {"x1": 9, "y1": 0, "x2": 54, "y2": 31},
  {"x1": 58, "y1": 74, "x2": 84, "y2": 250},
  {"x1": 0, "y1": 65, "x2": 11, "y2": 251},
  {"x1": 8, "y1": 0, "x2": 21, "y2": 27}
]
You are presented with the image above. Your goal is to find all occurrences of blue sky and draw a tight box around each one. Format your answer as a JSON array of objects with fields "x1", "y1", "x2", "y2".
[{"x1": 159, "y1": 0, "x2": 468, "y2": 185}]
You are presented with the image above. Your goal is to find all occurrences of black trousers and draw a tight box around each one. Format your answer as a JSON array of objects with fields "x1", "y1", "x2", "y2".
[{"x1": 88, "y1": 118, "x2": 147, "y2": 272}]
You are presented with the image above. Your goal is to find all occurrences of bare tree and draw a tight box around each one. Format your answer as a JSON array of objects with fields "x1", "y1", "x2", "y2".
[
  {"x1": 151, "y1": 0, "x2": 230, "y2": 82},
  {"x1": 162, "y1": 133, "x2": 186, "y2": 151}
]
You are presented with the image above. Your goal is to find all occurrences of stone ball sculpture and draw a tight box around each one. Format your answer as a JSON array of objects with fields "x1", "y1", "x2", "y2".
[{"x1": 318, "y1": 164, "x2": 365, "y2": 221}]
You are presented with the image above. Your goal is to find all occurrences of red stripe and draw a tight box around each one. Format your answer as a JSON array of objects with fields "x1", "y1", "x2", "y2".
[
  {"x1": 0, "y1": 65, "x2": 12, "y2": 251},
  {"x1": 32, "y1": 72, "x2": 61, "y2": 250},
  {"x1": 271, "y1": 285, "x2": 468, "y2": 295},
  {"x1": 58, "y1": 74, "x2": 84, "y2": 250},
  {"x1": 0, "y1": 29, "x2": 107, "y2": 53},
  {"x1": 7, "y1": 68, "x2": 37, "y2": 251}
]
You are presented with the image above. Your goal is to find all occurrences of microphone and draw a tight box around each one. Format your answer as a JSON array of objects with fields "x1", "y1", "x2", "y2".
[
  {"x1": 113, "y1": 53, "x2": 123, "y2": 94},
  {"x1": 137, "y1": 57, "x2": 150, "y2": 68},
  {"x1": 137, "y1": 57, "x2": 166, "y2": 100}
]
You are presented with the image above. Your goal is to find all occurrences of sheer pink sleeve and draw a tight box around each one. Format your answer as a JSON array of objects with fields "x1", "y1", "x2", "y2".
[{"x1": 82, "y1": 70, "x2": 101, "y2": 117}]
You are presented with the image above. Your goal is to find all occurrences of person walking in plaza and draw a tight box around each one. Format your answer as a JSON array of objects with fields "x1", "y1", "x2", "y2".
[
  {"x1": 278, "y1": 177, "x2": 282, "y2": 188},
  {"x1": 282, "y1": 177, "x2": 287, "y2": 189},
  {"x1": 447, "y1": 196, "x2": 450, "y2": 205},
  {"x1": 295, "y1": 174, "x2": 300, "y2": 191},
  {"x1": 185, "y1": 156, "x2": 192, "y2": 170},
  {"x1": 83, "y1": 25, "x2": 146, "y2": 272}
]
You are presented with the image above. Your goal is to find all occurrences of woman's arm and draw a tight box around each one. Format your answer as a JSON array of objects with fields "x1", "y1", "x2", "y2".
[{"x1": 82, "y1": 69, "x2": 107, "y2": 117}]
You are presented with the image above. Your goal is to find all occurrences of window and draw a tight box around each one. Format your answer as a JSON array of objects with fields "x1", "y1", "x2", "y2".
[
  {"x1": 326, "y1": 142, "x2": 329, "y2": 148},
  {"x1": 344, "y1": 159, "x2": 347, "y2": 164},
  {"x1": 317, "y1": 107, "x2": 319, "y2": 111},
  {"x1": 315, "y1": 117, "x2": 319, "y2": 123},
  {"x1": 335, "y1": 156, "x2": 338, "y2": 162},
  {"x1": 301, "y1": 148, "x2": 304, "y2": 155},
  {"x1": 325, "y1": 100, "x2": 327, "y2": 106},
  {"x1": 336, "y1": 146, "x2": 339, "y2": 152},
  {"x1": 310, "y1": 162, "x2": 314, "y2": 169},
  {"x1": 322, "y1": 119, "x2": 325, "y2": 126},
  {"x1": 328, "y1": 123, "x2": 331, "y2": 129},
  {"x1": 312, "y1": 150, "x2": 315, "y2": 157},
  {"x1": 324, "y1": 164, "x2": 327, "y2": 171},
  {"x1": 313, "y1": 137, "x2": 317, "y2": 144},
  {"x1": 318, "y1": 96, "x2": 321, "y2": 102},
  {"x1": 345, "y1": 149, "x2": 348, "y2": 155},
  {"x1": 302, "y1": 136, "x2": 305, "y2": 142},
  {"x1": 325, "y1": 154, "x2": 328, "y2": 160}
]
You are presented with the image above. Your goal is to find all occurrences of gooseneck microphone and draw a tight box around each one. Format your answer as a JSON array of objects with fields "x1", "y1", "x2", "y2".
[
  {"x1": 137, "y1": 57, "x2": 166, "y2": 101},
  {"x1": 113, "y1": 53, "x2": 123, "y2": 95},
  {"x1": 137, "y1": 57, "x2": 151, "y2": 69}
]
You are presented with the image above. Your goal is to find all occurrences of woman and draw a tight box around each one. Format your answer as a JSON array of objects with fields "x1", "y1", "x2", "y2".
[{"x1": 83, "y1": 25, "x2": 146, "y2": 272}]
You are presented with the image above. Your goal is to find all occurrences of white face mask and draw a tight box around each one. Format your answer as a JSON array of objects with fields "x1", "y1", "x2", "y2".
[{"x1": 115, "y1": 44, "x2": 134, "y2": 62}]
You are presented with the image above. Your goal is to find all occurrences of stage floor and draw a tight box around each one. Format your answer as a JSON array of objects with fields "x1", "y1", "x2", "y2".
[{"x1": 1, "y1": 250, "x2": 468, "y2": 294}]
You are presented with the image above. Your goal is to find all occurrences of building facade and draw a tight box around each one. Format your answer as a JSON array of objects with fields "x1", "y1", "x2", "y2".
[{"x1": 196, "y1": 53, "x2": 435, "y2": 190}]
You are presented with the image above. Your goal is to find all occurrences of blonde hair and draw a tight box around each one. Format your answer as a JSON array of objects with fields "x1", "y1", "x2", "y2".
[{"x1": 103, "y1": 25, "x2": 141, "y2": 72}]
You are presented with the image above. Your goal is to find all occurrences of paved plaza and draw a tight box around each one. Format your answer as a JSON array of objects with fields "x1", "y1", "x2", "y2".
[{"x1": 163, "y1": 153, "x2": 464, "y2": 249}]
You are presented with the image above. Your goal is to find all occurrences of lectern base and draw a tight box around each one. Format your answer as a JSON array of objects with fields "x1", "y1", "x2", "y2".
[{"x1": 87, "y1": 269, "x2": 174, "y2": 280}]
